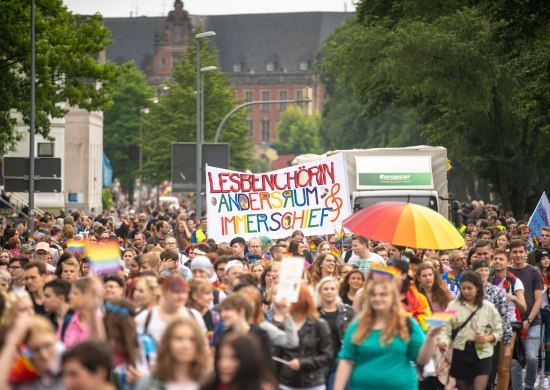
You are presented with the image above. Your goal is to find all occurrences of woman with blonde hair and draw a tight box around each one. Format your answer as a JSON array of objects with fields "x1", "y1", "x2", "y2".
[
  {"x1": 136, "y1": 317, "x2": 210, "y2": 389},
  {"x1": 316, "y1": 277, "x2": 355, "y2": 388},
  {"x1": 132, "y1": 275, "x2": 161, "y2": 311},
  {"x1": 187, "y1": 278, "x2": 219, "y2": 340},
  {"x1": 334, "y1": 277, "x2": 441, "y2": 390}
]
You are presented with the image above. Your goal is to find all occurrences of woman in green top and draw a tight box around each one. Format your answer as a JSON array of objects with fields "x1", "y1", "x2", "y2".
[{"x1": 334, "y1": 276, "x2": 440, "y2": 390}]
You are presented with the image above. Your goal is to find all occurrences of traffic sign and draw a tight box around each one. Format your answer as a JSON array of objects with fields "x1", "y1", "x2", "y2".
[
  {"x1": 3, "y1": 157, "x2": 61, "y2": 178},
  {"x1": 172, "y1": 143, "x2": 230, "y2": 192},
  {"x1": 4, "y1": 178, "x2": 62, "y2": 192}
]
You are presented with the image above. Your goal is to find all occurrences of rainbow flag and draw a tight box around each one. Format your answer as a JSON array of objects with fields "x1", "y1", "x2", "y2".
[
  {"x1": 67, "y1": 239, "x2": 88, "y2": 254},
  {"x1": 370, "y1": 264, "x2": 399, "y2": 278},
  {"x1": 426, "y1": 310, "x2": 458, "y2": 326},
  {"x1": 331, "y1": 247, "x2": 341, "y2": 259},
  {"x1": 308, "y1": 242, "x2": 316, "y2": 252},
  {"x1": 38, "y1": 228, "x2": 50, "y2": 235},
  {"x1": 87, "y1": 241, "x2": 122, "y2": 275},
  {"x1": 334, "y1": 227, "x2": 345, "y2": 252}
]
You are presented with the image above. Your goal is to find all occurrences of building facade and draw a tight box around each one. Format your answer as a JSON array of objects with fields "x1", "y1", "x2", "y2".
[{"x1": 104, "y1": 3, "x2": 351, "y2": 146}]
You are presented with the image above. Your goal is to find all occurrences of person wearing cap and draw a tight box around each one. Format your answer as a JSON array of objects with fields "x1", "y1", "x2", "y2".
[
  {"x1": 393, "y1": 259, "x2": 432, "y2": 331},
  {"x1": 19, "y1": 244, "x2": 34, "y2": 260},
  {"x1": 191, "y1": 255, "x2": 227, "y2": 305},
  {"x1": 224, "y1": 259, "x2": 245, "y2": 291},
  {"x1": 472, "y1": 259, "x2": 513, "y2": 388},
  {"x1": 490, "y1": 249, "x2": 526, "y2": 390},
  {"x1": 33, "y1": 242, "x2": 50, "y2": 263},
  {"x1": 190, "y1": 255, "x2": 213, "y2": 280},
  {"x1": 103, "y1": 275, "x2": 126, "y2": 303}
]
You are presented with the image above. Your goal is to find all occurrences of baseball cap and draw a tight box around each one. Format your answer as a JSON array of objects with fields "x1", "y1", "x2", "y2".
[
  {"x1": 191, "y1": 256, "x2": 212, "y2": 274},
  {"x1": 472, "y1": 259, "x2": 490, "y2": 270},
  {"x1": 392, "y1": 259, "x2": 409, "y2": 275},
  {"x1": 536, "y1": 249, "x2": 550, "y2": 263},
  {"x1": 20, "y1": 244, "x2": 33, "y2": 254},
  {"x1": 225, "y1": 260, "x2": 244, "y2": 273},
  {"x1": 35, "y1": 242, "x2": 50, "y2": 252}
]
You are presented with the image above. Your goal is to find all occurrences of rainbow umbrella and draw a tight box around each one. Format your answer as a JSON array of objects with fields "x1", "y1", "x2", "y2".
[{"x1": 343, "y1": 202, "x2": 465, "y2": 250}]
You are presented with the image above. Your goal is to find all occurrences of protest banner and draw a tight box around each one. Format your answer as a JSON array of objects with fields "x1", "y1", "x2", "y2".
[
  {"x1": 528, "y1": 192, "x2": 550, "y2": 246},
  {"x1": 276, "y1": 257, "x2": 305, "y2": 303},
  {"x1": 206, "y1": 153, "x2": 351, "y2": 241}
]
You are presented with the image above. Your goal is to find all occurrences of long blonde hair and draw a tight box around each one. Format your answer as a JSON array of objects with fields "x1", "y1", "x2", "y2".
[{"x1": 353, "y1": 277, "x2": 410, "y2": 346}]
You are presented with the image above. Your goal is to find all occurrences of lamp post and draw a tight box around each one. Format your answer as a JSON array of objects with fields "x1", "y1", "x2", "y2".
[
  {"x1": 28, "y1": 0, "x2": 36, "y2": 234},
  {"x1": 138, "y1": 108, "x2": 150, "y2": 210},
  {"x1": 200, "y1": 65, "x2": 217, "y2": 145},
  {"x1": 194, "y1": 31, "x2": 216, "y2": 219}
]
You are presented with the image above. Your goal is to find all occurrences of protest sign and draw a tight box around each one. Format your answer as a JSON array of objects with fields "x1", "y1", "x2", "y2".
[
  {"x1": 528, "y1": 192, "x2": 550, "y2": 246},
  {"x1": 206, "y1": 153, "x2": 351, "y2": 241},
  {"x1": 276, "y1": 257, "x2": 305, "y2": 303}
]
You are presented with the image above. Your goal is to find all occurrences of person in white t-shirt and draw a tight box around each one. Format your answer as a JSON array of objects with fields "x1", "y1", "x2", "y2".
[
  {"x1": 347, "y1": 235, "x2": 384, "y2": 275},
  {"x1": 135, "y1": 275, "x2": 206, "y2": 344}
]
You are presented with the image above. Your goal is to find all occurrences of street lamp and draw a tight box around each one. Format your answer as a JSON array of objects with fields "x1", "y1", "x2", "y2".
[
  {"x1": 195, "y1": 31, "x2": 216, "y2": 219},
  {"x1": 200, "y1": 66, "x2": 217, "y2": 145}
]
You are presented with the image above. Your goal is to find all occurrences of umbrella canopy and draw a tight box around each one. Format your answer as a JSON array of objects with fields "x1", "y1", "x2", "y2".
[{"x1": 343, "y1": 202, "x2": 465, "y2": 250}]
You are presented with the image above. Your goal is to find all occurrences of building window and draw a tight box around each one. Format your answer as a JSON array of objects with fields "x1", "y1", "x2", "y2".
[
  {"x1": 233, "y1": 63, "x2": 242, "y2": 72},
  {"x1": 172, "y1": 52, "x2": 182, "y2": 63},
  {"x1": 244, "y1": 90, "x2": 253, "y2": 102},
  {"x1": 296, "y1": 88, "x2": 303, "y2": 107},
  {"x1": 38, "y1": 142, "x2": 54, "y2": 157},
  {"x1": 261, "y1": 119, "x2": 270, "y2": 142},
  {"x1": 300, "y1": 61, "x2": 309, "y2": 71},
  {"x1": 266, "y1": 62, "x2": 275, "y2": 72},
  {"x1": 261, "y1": 90, "x2": 270, "y2": 112},
  {"x1": 246, "y1": 117, "x2": 253, "y2": 137},
  {"x1": 160, "y1": 57, "x2": 168, "y2": 67},
  {"x1": 278, "y1": 90, "x2": 288, "y2": 111}
]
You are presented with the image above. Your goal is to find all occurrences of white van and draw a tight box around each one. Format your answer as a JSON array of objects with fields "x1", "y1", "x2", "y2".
[{"x1": 159, "y1": 196, "x2": 180, "y2": 210}]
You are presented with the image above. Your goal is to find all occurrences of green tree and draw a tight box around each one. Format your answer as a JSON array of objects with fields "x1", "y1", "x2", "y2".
[
  {"x1": 141, "y1": 38, "x2": 252, "y2": 184},
  {"x1": 274, "y1": 107, "x2": 322, "y2": 155},
  {"x1": 318, "y1": 0, "x2": 550, "y2": 216},
  {"x1": 103, "y1": 64, "x2": 153, "y2": 198},
  {"x1": 317, "y1": 18, "x2": 426, "y2": 152},
  {"x1": 0, "y1": 0, "x2": 120, "y2": 154}
]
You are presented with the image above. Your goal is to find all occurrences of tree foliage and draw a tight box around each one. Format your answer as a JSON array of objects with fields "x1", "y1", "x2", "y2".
[
  {"x1": 141, "y1": 39, "x2": 252, "y2": 184},
  {"x1": 274, "y1": 107, "x2": 322, "y2": 155},
  {"x1": 318, "y1": 0, "x2": 550, "y2": 216},
  {"x1": 0, "y1": 0, "x2": 120, "y2": 154},
  {"x1": 103, "y1": 64, "x2": 153, "y2": 195},
  {"x1": 317, "y1": 18, "x2": 426, "y2": 151}
]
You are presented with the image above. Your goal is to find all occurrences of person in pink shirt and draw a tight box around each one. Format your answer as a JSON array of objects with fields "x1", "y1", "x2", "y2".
[{"x1": 60, "y1": 277, "x2": 104, "y2": 348}]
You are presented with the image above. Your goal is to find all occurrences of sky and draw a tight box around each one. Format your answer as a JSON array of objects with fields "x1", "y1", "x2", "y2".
[{"x1": 63, "y1": 0, "x2": 356, "y2": 17}]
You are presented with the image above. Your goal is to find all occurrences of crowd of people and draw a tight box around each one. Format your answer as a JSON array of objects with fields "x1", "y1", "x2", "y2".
[{"x1": 0, "y1": 201, "x2": 548, "y2": 390}]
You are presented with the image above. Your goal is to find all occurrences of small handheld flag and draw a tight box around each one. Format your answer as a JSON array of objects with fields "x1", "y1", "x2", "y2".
[
  {"x1": 308, "y1": 242, "x2": 316, "y2": 252},
  {"x1": 87, "y1": 240, "x2": 122, "y2": 275},
  {"x1": 370, "y1": 264, "x2": 399, "y2": 278},
  {"x1": 330, "y1": 247, "x2": 341, "y2": 259},
  {"x1": 426, "y1": 310, "x2": 458, "y2": 326},
  {"x1": 66, "y1": 239, "x2": 88, "y2": 254}
]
